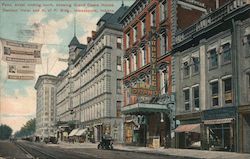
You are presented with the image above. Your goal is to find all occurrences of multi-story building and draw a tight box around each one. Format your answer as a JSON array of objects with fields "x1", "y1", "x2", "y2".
[
  {"x1": 119, "y1": 0, "x2": 214, "y2": 148},
  {"x1": 56, "y1": 5, "x2": 129, "y2": 143},
  {"x1": 173, "y1": 0, "x2": 249, "y2": 152},
  {"x1": 120, "y1": 0, "x2": 174, "y2": 147},
  {"x1": 35, "y1": 75, "x2": 58, "y2": 139}
]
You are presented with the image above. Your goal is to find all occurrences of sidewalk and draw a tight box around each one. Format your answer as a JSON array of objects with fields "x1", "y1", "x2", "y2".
[{"x1": 53, "y1": 142, "x2": 250, "y2": 159}]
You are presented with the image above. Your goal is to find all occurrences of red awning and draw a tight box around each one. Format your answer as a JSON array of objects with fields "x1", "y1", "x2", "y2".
[{"x1": 175, "y1": 124, "x2": 200, "y2": 133}]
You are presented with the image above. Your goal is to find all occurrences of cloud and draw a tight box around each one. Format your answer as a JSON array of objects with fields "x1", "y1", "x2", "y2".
[
  {"x1": 76, "y1": 10, "x2": 99, "y2": 44},
  {"x1": 28, "y1": 13, "x2": 74, "y2": 45}
]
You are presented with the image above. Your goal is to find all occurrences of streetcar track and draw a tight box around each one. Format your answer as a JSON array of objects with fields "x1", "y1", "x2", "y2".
[
  {"x1": 15, "y1": 142, "x2": 57, "y2": 159},
  {"x1": 14, "y1": 142, "x2": 33, "y2": 159}
]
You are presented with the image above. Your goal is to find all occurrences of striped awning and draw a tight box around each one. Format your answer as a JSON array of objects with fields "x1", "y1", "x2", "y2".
[
  {"x1": 203, "y1": 118, "x2": 234, "y2": 125},
  {"x1": 175, "y1": 124, "x2": 200, "y2": 133},
  {"x1": 69, "y1": 128, "x2": 79, "y2": 137},
  {"x1": 75, "y1": 128, "x2": 87, "y2": 136}
]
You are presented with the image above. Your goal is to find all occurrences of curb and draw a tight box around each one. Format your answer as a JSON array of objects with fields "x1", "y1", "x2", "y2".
[{"x1": 113, "y1": 148, "x2": 203, "y2": 159}]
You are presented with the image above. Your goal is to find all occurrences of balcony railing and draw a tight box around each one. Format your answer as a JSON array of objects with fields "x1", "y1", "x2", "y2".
[{"x1": 175, "y1": 0, "x2": 249, "y2": 44}]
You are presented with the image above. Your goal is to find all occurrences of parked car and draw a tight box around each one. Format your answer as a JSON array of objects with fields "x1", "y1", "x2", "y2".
[{"x1": 44, "y1": 137, "x2": 58, "y2": 144}]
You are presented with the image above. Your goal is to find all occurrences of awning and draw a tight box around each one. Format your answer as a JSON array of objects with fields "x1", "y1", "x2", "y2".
[
  {"x1": 75, "y1": 128, "x2": 87, "y2": 136},
  {"x1": 203, "y1": 118, "x2": 234, "y2": 125},
  {"x1": 93, "y1": 123, "x2": 103, "y2": 127},
  {"x1": 69, "y1": 128, "x2": 79, "y2": 137},
  {"x1": 175, "y1": 124, "x2": 200, "y2": 133}
]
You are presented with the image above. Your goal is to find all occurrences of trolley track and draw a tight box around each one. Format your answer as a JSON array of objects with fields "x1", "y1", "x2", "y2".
[{"x1": 15, "y1": 142, "x2": 57, "y2": 159}]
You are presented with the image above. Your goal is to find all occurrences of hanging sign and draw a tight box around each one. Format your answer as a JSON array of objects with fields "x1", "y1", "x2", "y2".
[{"x1": 1, "y1": 39, "x2": 42, "y2": 64}]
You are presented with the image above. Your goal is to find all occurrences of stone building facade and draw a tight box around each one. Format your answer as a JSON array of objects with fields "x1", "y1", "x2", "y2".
[
  {"x1": 35, "y1": 75, "x2": 58, "y2": 139},
  {"x1": 173, "y1": 0, "x2": 249, "y2": 152},
  {"x1": 55, "y1": 5, "x2": 129, "y2": 143}
]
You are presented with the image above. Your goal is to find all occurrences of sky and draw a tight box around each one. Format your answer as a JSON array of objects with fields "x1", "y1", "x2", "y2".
[{"x1": 0, "y1": 0, "x2": 135, "y2": 133}]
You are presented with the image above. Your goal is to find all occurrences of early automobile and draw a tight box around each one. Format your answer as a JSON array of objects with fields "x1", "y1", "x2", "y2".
[
  {"x1": 97, "y1": 135, "x2": 113, "y2": 150},
  {"x1": 44, "y1": 136, "x2": 58, "y2": 144}
]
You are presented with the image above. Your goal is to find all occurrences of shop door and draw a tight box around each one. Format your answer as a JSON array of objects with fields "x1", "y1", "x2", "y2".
[
  {"x1": 179, "y1": 133, "x2": 185, "y2": 148},
  {"x1": 243, "y1": 115, "x2": 250, "y2": 153}
]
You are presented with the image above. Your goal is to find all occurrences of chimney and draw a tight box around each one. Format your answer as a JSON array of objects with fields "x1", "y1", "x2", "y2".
[
  {"x1": 92, "y1": 31, "x2": 96, "y2": 38},
  {"x1": 87, "y1": 37, "x2": 92, "y2": 43}
]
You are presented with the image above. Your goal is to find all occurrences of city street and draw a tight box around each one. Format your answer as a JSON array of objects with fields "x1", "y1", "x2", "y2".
[{"x1": 0, "y1": 140, "x2": 192, "y2": 159}]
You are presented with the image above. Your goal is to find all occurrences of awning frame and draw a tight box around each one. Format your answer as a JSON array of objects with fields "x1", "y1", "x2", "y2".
[{"x1": 175, "y1": 123, "x2": 201, "y2": 133}]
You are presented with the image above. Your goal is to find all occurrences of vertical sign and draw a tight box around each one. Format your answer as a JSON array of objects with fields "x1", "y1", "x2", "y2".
[{"x1": 150, "y1": 36, "x2": 157, "y2": 90}]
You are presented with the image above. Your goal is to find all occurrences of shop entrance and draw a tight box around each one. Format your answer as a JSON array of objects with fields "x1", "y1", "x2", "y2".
[
  {"x1": 208, "y1": 123, "x2": 233, "y2": 151},
  {"x1": 243, "y1": 114, "x2": 250, "y2": 153}
]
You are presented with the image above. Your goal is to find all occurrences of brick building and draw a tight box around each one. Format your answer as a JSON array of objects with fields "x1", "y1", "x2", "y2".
[{"x1": 119, "y1": 0, "x2": 207, "y2": 147}]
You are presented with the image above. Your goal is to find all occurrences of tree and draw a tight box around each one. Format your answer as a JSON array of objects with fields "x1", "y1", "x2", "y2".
[
  {"x1": 15, "y1": 118, "x2": 36, "y2": 138},
  {"x1": 0, "y1": 124, "x2": 13, "y2": 140}
]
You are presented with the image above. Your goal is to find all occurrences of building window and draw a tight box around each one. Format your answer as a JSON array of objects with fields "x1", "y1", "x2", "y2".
[
  {"x1": 222, "y1": 43, "x2": 231, "y2": 64},
  {"x1": 141, "y1": 19, "x2": 146, "y2": 37},
  {"x1": 223, "y1": 78, "x2": 232, "y2": 104},
  {"x1": 193, "y1": 86, "x2": 199, "y2": 110},
  {"x1": 126, "y1": 32, "x2": 130, "y2": 49},
  {"x1": 151, "y1": 10, "x2": 156, "y2": 27},
  {"x1": 183, "y1": 89, "x2": 190, "y2": 111},
  {"x1": 160, "y1": 34, "x2": 167, "y2": 56},
  {"x1": 132, "y1": 53, "x2": 137, "y2": 71},
  {"x1": 117, "y1": 79, "x2": 122, "y2": 94},
  {"x1": 126, "y1": 58, "x2": 130, "y2": 75},
  {"x1": 117, "y1": 56, "x2": 122, "y2": 71},
  {"x1": 133, "y1": 26, "x2": 138, "y2": 43},
  {"x1": 141, "y1": 47, "x2": 146, "y2": 67},
  {"x1": 192, "y1": 56, "x2": 199, "y2": 74},
  {"x1": 160, "y1": 70, "x2": 168, "y2": 94},
  {"x1": 183, "y1": 61, "x2": 190, "y2": 77},
  {"x1": 117, "y1": 37, "x2": 122, "y2": 49},
  {"x1": 247, "y1": 34, "x2": 250, "y2": 45},
  {"x1": 248, "y1": 73, "x2": 250, "y2": 88},
  {"x1": 160, "y1": 1, "x2": 167, "y2": 21},
  {"x1": 247, "y1": 73, "x2": 250, "y2": 101},
  {"x1": 116, "y1": 101, "x2": 122, "y2": 117},
  {"x1": 211, "y1": 81, "x2": 219, "y2": 107},
  {"x1": 209, "y1": 48, "x2": 218, "y2": 69}
]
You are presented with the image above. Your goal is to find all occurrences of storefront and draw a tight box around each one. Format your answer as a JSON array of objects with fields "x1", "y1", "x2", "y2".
[
  {"x1": 122, "y1": 103, "x2": 172, "y2": 147},
  {"x1": 202, "y1": 106, "x2": 236, "y2": 152},
  {"x1": 239, "y1": 105, "x2": 250, "y2": 153},
  {"x1": 175, "y1": 112, "x2": 202, "y2": 149},
  {"x1": 124, "y1": 118, "x2": 138, "y2": 144}
]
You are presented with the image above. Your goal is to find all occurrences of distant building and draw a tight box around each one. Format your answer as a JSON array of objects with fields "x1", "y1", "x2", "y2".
[
  {"x1": 55, "y1": 5, "x2": 129, "y2": 143},
  {"x1": 34, "y1": 75, "x2": 58, "y2": 138},
  {"x1": 173, "y1": 0, "x2": 249, "y2": 152}
]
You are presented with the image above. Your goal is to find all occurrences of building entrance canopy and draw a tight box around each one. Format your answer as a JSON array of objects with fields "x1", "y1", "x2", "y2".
[
  {"x1": 121, "y1": 103, "x2": 170, "y2": 115},
  {"x1": 175, "y1": 124, "x2": 200, "y2": 133}
]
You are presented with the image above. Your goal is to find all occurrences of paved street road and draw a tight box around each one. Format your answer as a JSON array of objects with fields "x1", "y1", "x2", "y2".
[{"x1": 0, "y1": 140, "x2": 195, "y2": 159}]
